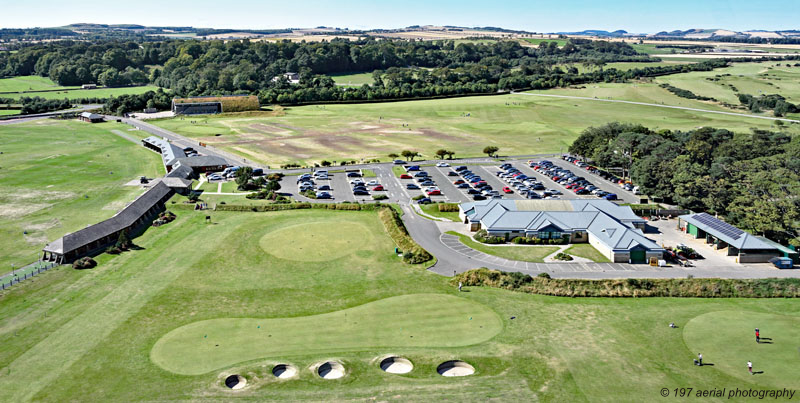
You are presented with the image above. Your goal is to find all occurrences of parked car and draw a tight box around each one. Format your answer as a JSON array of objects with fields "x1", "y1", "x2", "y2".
[
  {"x1": 367, "y1": 180, "x2": 379, "y2": 186},
  {"x1": 447, "y1": 171, "x2": 459, "y2": 177},
  {"x1": 207, "y1": 174, "x2": 223, "y2": 181},
  {"x1": 457, "y1": 183, "x2": 470, "y2": 188},
  {"x1": 400, "y1": 174, "x2": 412, "y2": 179},
  {"x1": 406, "y1": 183, "x2": 420, "y2": 190},
  {"x1": 316, "y1": 192, "x2": 332, "y2": 199},
  {"x1": 604, "y1": 193, "x2": 618, "y2": 200},
  {"x1": 346, "y1": 172, "x2": 361, "y2": 177},
  {"x1": 413, "y1": 171, "x2": 428, "y2": 177},
  {"x1": 426, "y1": 189, "x2": 442, "y2": 196},
  {"x1": 467, "y1": 189, "x2": 481, "y2": 195},
  {"x1": 502, "y1": 186, "x2": 513, "y2": 193},
  {"x1": 372, "y1": 185, "x2": 385, "y2": 191},
  {"x1": 406, "y1": 165, "x2": 420, "y2": 171},
  {"x1": 472, "y1": 194, "x2": 486, "y2": 201},
  {"x1": 318, "y1": 185, "x2": 331, "y2": 191},
  {"x1": 353, "y1": 189, "x2": 369, "y2": 195},
  {"x1": 416, "y1": 197, "x2": 432, "y2": 204},
  {"x1": 393, "y1": 160, "x2": 406, "y2": 164},
  {"x1": 455, "y1": 166, "x2": 468, "y2": 171},
  {"x1": 453, "y1": 179, "x2": 465, "y2": 185},
  {"x1": 436, "y1": 162, "x2": 450, "y2": 167}
]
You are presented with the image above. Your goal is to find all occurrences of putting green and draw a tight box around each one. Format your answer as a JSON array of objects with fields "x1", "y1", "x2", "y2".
[
  {"x1": 259, "y1": 220, "x2": 369, "y2": 262},
  {"x1": 683, "y1": 310, "x2": 800, "y2": 389},
  {"x1": 151, "y1": 294, "x2": 502, "y2": 375}
]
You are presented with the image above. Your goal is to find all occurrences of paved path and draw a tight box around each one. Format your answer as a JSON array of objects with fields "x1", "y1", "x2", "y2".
[
  {"x1": 0, "y1": 104, "x2": 103, "y2": 125},
  {"x1": 513, "y1": 92, "x2": 800, "y2": 123}
]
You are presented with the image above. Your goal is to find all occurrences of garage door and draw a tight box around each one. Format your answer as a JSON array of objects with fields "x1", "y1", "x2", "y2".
[{"x1": 630, "y1": 250, "x2": 647, "y2": 264}]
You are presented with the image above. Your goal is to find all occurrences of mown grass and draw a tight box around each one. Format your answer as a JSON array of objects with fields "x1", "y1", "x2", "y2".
[
  {"x1": 420, "y1": 204, "x2": 460, "y2": 221},
  {"x1": 0, "y1": 76, "x2": 77, "y2": 93},
  {"x1": 1, "y1": 210, "x2": 799, "y2": 400},
  {"x1": 329, "y1": 71, "x2": 374, "y2": 86},
  {"x1": 0, "y1": 119, "x2": 163, "y2": 271},
  {"x1": 564, "y1": 243, "x2": 611, "y2": 263},
  {"x1": 447, "y1": 231, "x2": 559, "y2": 263},
  {"x1": 1, "y1": 85, "x2": 160, "y2": 101}
]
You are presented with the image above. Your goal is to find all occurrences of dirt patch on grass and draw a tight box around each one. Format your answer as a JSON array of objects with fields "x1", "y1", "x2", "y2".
[
  {"x1": 248, "y1": 124, "x2": 292, "y2": 136},
  {"x1": 0, "y1": 203, "x2": 52, "y2": 218},
  {"x1": 7, "y1": 190, "x2": 74, "y2": 201}
]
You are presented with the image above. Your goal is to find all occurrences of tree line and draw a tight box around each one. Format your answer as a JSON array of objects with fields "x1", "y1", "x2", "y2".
[{"x1": 569, "y1": 122, "x2": 800, "y2": 246}]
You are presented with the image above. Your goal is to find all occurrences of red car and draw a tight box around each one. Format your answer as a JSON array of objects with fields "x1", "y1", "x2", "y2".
[
  {"x1": 502, "y1": 186, "x2": 513, "y2": 193},
  {"x1": 565, "y1": 184, "x2": 575, "y2": 189},
  {"x1": 400, "y1": 174, "x2": 412, "y2": 179},
  {"x1": 426, "y1": 189, "x2": 441, "y2": 196},
  {"x1": 453, "y1": 179, "x2": 465, "y2": 185},
  {"x1": 373, "y1": 185, "x2": 385, "y2": 191}
]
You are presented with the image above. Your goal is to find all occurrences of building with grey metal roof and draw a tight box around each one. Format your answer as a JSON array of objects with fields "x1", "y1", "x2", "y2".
[
  {"x1": 678, "y1": 213, "x2": 781, "y2": 263},
  {"x1": 459, "y1": 199, "x2": 662, "y2": 263},
  {"x1": 141, "y1": 136, "x2": 228, "y2": 173}
]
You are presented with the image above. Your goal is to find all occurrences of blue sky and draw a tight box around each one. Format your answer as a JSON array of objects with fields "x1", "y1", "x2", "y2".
[{"x1": 1, "y1": 0, "x2": 796, "y2": 33}]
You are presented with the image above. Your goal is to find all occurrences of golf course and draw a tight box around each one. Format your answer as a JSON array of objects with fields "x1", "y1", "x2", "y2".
[
  {"x1": 1, "y1": 208, "x2": 798, "y2": 401},
  {"x1": 151, "y1": 68, "x2": 800, "y2": 166}
]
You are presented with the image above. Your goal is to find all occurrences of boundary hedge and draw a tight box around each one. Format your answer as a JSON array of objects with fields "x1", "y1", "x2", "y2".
[{"x1": 454, "y1": 268, "x2": 800, "y2": 298}]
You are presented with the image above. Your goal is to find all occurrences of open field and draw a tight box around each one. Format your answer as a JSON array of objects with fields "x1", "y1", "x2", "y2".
[
  {"x1": 151, "y1": 87, "x2": 799, "y2": 166},
  {"x1": 1, "y1": 208, "x2": 798, "y2": 400},
  {"x1": 0, "y1": 119, "x2": 163, "y2": 271},
  {"x1": 420, "y1": 204, "x2": 460, "y2": 221},
  {"x1": 330, "y1": 72, "x2": 375, "y2": 86},
  {"x1": 656, "y1": 61, "x2": 800, "y2": 105},
  {"x1": 0, "y1": 109, "x2": 21, "y2": 116},
  {"x1": 0, "y1": 76, "x2": 77, "y2": 93},
  {"x1": 1, "y1": 85, "x2": 160, "y2": 101}
]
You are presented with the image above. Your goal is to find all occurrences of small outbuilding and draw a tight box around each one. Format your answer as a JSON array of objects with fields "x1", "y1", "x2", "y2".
[
  {"x1": 678, "y1": 213, "x2": 781, "y2": 263},
  {"x1": 78, "y1": 112, "x2": 103, "y2": 123}
]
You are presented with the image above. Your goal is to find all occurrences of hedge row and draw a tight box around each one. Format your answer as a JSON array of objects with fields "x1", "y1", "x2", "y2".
[
  {"x1": 454, "y1": 268, "x2": 800, "y2": 298},
  {"x1": 214, "y1": 202, "x2": 393, "y2": 212},
  {"x1": 377, "y1": 207, "x2": 433, "y2": 264},
  {"x1": 438, "y1": 203, "x2": 460, "y2": 212}
]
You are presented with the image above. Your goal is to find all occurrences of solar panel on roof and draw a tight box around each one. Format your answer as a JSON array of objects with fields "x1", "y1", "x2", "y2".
[{"x1": 692, "y1": 213, "x2": 744, "y2": 239}]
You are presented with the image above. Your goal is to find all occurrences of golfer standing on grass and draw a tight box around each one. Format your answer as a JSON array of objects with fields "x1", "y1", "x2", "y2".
[
  {"x1": 458, "y1": 282, "x2": 462, "y2": 292},
  {"x1": 755, "y1": 328, "x2": 760, "y2": 343},
  {"x1": 748, "y1": 360, "x2": 753, "y2": 375},
  {"x1": 698, "y1": 353, "x2": 702, "y2": 366}
]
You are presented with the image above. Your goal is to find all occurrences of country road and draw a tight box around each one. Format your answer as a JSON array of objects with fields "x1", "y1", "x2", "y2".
[{"x1": 513, "y1": 92, "x2": 800, "y2": 123}]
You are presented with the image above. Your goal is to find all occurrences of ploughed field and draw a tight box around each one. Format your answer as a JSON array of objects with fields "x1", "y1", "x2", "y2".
[{"x1": 0, "y1": 208, "x2": 798, "y2": 401}]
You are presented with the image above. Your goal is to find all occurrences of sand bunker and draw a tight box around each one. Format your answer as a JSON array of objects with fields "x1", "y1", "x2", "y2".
[
  {"x1": 272, "y1": 364, "x2": 298, "y2": 379},
  {"x1": 379, "y1": 356, "x2": 413, "y2": 374},
  {"x1": 437, "y1": 360, "x2": 475, "y2": 377},
  {"x1": 317, "y1": 361, "x2": 345, "y2": 379},
  {"x1": 224, "y1": 374, "x2": 247, "y2": 389}
]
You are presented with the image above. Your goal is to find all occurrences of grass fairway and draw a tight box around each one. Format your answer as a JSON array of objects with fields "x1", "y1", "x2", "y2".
[
  {"x1": 684, "y1": 311, "x2": 800, "y2": 389},
  {"x1": 152, "y1": 293, "x2": 502, "y2": 375},
  {"x1": 150, "y1": 89, "x2": 797, "y2": 166},
  {"x1": 0, "y1": 119, "x2": 163, "y2": 270},
  {"x1": 656, "y1": 61, "x2": 800, "y2": 105},
  {"x1": 448, "y1": 231, "x2": 559, "y2": 263},
  {"x1": 1, "y1": 208, "x2": 799, "y2": 400}
]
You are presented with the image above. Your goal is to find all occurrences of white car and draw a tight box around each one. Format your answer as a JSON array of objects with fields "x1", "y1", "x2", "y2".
[
  {"x1": 367, "y1": 180, "x2": 380, "y2": 186},
  {"x1": 207, "y1": 174, "x2": 222, "y2": 181},
  {"x1": 350, "y1": 179, "x2": 365, "y2": 185},
  {"x1": 436, "y1": 162, "x2": 450, "y2": 167},
  {"x1": 425, "y1": 186, "x2": 440, "y2": 192}
]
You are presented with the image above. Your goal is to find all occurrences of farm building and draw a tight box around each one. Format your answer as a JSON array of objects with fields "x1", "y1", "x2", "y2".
[
  {"x1": 272, "y1": 72, "x2": 300, "y2": 84},
  {"x1": 42, "y1": 182, "x2": 174, "y2": 263},
  {"x1": 678, "y1": 213, "x2": 782, "y2": 263},
  {"x1": 81, "y1": 84, "x2": 97, "y2": 89},
  {"x1": 459, "y1": 199, "x2": 662, "y2": 264},
  {"x1": 78, "y1": 112, "x2": 103, "y2": 123},
  {"x1": 171, "y1": 95, "x2": 260, "y2": 115}
]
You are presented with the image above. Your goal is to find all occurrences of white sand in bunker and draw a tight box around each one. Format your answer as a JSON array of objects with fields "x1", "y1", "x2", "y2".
[
  {"x1": 437, "y1": 360, "x2": 475, "y2": 377},
  {"x1": 379, "y1": 356, "x2": 413, "y2": 374},
  {"x1": 224, "y1": 374, "x2": 246, "y2": 389},
  {"x1": 317, "y1": 361, "x2": 345, "y2": 379},
  {"x1": 272, "y1": 364, "x2": 298, "y2": 379}
]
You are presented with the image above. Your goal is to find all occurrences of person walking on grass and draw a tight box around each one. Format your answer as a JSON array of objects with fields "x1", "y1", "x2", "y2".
[
  {"x1": 755, "y1": 328, "x2": 760, "y2": 343},
  {"x1": 748, "y1": 361, "x2": 753, "y2": 375},
  {"x1": 458, "y1": 282, "x2": 463, "y2": 292},
  {"x1": 698, "y1": 353, "x2": 703, "y2": 366}
]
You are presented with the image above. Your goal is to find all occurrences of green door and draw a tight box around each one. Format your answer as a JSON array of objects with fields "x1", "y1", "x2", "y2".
[
  {"x1": 630, "y1": 250, "x2": 647, "y2": 264},
  {"x1": 687, "y1": 223, "x2": 698, "y2": 237}
]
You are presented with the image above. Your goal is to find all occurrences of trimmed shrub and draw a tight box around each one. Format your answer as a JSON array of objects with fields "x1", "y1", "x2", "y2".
[
  {"x1": 72, "y1": 256, "x2": 97, "y2": 270},
  {"x1": 372, "y1": 194, "x2": 389, "y2": 200},
  {"x1": 454, "y1": 268, "x2": 800, "y2": 298},
  {"x1": 437, "y1": 203, "x2": 460, "y2": 212},
  {"x1": 554, "y1": 252, "x2": 573, "y2": 261},
  {"x1": 473, "y1": 229, "x2": 505, "y2": 244},
  {"x1": 378, "y1": 207, "x2": 433, "y2": 264}
]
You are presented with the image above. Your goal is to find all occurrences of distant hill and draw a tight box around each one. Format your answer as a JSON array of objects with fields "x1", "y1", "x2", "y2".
[{"x1": 556, "y1": 30, "x2": 628, "y2": 37}]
